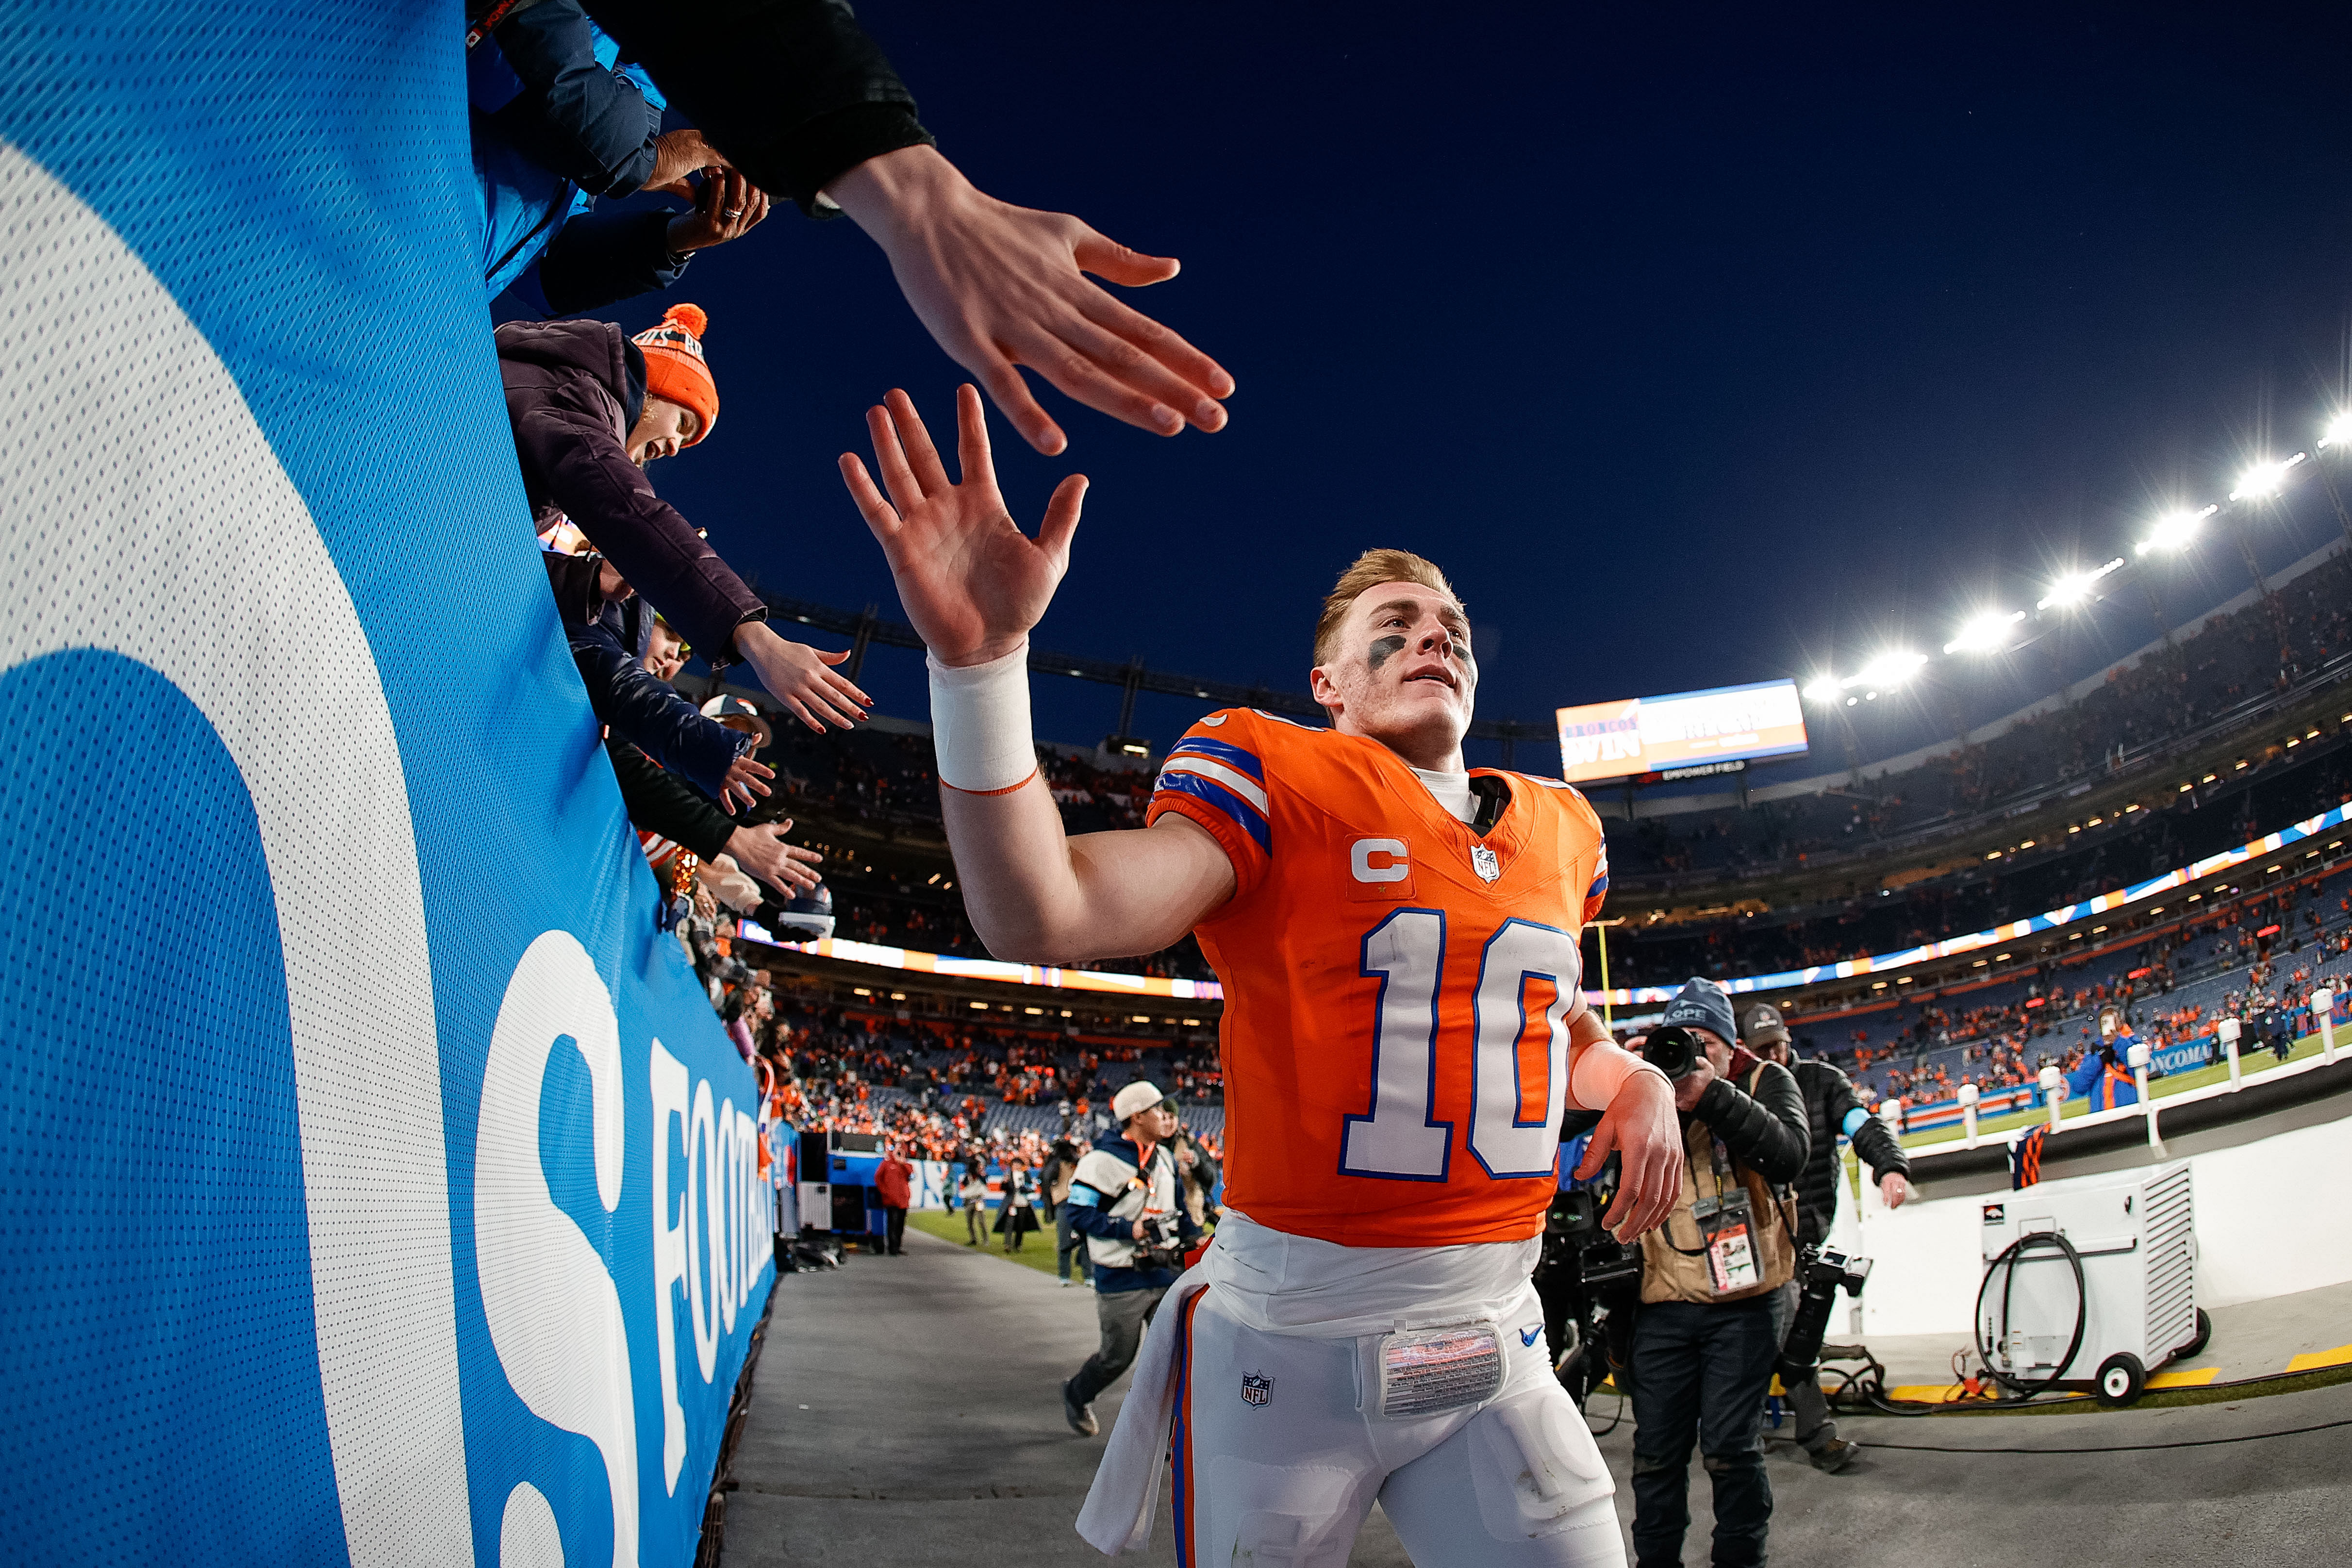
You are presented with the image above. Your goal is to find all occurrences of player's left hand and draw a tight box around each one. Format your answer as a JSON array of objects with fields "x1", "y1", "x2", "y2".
[
  {"x1": 841, "y1": 385, "x2": 1088, "y2": 668},
  {"x1": 1577, "y1": 1069, "x2": 1681, "y2": 1241}
]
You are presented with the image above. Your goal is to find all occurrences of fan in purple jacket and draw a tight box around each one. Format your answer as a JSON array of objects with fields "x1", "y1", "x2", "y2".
[{"x1": 497, "y1": 307, "x2": 869, "y2": 731}]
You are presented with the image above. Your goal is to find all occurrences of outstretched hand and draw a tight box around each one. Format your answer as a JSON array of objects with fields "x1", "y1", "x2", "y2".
[
  {"x1": 826, "y1": 146, "x2": 1233, "y2": 456},
  {"x1": 839, "y1": 385, "x2": 1088, "y2": 667},
  {"x1": 1575, "y1": 1069, "x2": 1683, "y2": 1242}
]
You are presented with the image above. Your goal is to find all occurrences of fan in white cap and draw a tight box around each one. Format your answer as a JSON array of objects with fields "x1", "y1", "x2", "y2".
[{"x1": 1111, "y1": 1081, "x2": 1165, "y2": 1122}]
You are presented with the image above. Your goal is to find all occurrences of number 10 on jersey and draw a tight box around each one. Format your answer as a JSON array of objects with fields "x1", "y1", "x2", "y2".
[{"x1": 1340, "y1": 911, "x2": 1581, "y2": 1182}]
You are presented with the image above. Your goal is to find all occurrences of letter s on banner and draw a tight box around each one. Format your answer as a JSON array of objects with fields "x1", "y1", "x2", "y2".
[{"x1": 476, "y1": 931, "x2": 638, "y2": 1568}]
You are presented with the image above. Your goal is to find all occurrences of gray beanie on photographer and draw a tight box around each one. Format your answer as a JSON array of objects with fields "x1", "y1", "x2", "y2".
[{"x1": 1660, "y1": 976, "x2": 1738, "y2": 1043}]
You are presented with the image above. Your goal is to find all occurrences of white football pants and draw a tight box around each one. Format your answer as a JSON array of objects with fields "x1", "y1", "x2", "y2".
[{"x1": 1165, "y1": 1283, "x2": 1624, "y2": 1567}]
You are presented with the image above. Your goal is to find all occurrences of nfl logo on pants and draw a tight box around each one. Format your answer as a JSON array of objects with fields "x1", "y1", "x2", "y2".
[{"x1": 1240, "y1": 1371, "x2": 1273, "y2": 1407}]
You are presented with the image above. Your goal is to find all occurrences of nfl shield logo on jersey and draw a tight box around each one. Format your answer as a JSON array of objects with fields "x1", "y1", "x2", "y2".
[
  {"x1": 1241, "y1": 1371, "x2": 1273, "y2": 1407},
  {"x1": 1471, "y1": 844, "x2": 1502, "y2": 883}
]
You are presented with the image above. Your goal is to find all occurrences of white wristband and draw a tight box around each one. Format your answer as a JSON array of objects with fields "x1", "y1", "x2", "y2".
[
  {"x1": 1570, "y1": 1039, "x2": 1670, "y2": 1112},
  {"x1": 928, "y1": 640, "x2": 1037, "y2": 794}
]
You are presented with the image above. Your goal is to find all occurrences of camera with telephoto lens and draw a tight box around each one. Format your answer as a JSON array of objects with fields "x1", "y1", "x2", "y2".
[
  {"x1": 1134, "y1": 1213, "x2": 1185, "y2": 1272},
  {"x1": 1773, "y1": 1245, "x2": 1873, "y2": 1388},
  {"x1": 1642, "y1": 1024, "x2": 1706, "y2": 1082}
]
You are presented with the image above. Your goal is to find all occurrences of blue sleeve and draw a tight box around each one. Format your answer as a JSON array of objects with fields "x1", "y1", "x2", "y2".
[
  {"x1": 2064, "y1": 1055, "x2": 2101, "y2": 1097},
  {"x1": 1062, "y1": 1182, "x2": 1131, "y2": 1241},
  {"x1": 485, "y1": 0, "x2": 661, "y2": 197},
  {"x1": 569, "y1": 622, "x2": 747, "y2": 796}
]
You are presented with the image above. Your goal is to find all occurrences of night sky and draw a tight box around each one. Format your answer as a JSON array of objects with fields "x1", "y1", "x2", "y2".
[{"x1": 575, "y1": 3, "x2": 2352, "y2": 773}]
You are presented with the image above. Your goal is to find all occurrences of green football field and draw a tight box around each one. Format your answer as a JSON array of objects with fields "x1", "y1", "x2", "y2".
[{"x1": 1898, "y1": 1026, "x2": 2340, "y2": 1151}]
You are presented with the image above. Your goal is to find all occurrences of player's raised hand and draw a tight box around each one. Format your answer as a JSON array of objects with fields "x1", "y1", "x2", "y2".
[
  {"x1": 1577, "y1": 1069, "x2": 1683, "y2": 1242},
  {"x1": 840, "y1": 385, "x2": 1089, "y2": 667}
]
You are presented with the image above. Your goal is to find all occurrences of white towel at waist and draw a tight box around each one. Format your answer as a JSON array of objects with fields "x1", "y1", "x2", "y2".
[{"x1": 1074, "y1": 1211, "x2": 1540, "y2": 1554}]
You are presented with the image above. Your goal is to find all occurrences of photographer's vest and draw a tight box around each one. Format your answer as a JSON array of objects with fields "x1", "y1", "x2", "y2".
[
  {"x1": 1070, "y1": 1141, "x2": 1180, "y2": 1271},
  {"x1": 1640, "y1": 1067, "x2": 1800, "y2": 1305}
]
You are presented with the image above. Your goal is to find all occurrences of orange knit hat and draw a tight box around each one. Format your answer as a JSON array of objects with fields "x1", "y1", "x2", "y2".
[{"x1": 631, "y1": 303, "x2": 718, "y2": 446}]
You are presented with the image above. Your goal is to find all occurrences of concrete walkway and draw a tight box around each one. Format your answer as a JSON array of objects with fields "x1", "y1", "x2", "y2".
[{"x1": 723, "y1": 1224, "x2": 2350, "y2": 1567}]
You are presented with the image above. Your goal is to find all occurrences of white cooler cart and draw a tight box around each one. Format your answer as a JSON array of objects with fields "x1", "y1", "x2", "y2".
[{"x1": 1977, "y1": 1160, "x2": 2209, "y2": 1405}]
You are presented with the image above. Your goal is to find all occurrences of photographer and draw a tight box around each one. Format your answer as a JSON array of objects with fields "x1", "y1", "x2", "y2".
[
  {"x1": 1627, "y1": 979, "x2": 1808, "y2": 1568},
  {"x1": 1742, "y1": 1004, "x2": 1909, "y2": 1473},
  {"x1": 1057, "y1": 1082, "x2": 1200, "y2": 1438}
]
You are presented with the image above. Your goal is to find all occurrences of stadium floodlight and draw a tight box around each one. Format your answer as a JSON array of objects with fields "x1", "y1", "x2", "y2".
[
  {"x1": 2036, "y1": 556, "x2": 2124, "y2": 611},
  {"x1": 2228, "y1": 451, "x2": 2307, "y2": 500},
  {"x1": 1855, "y1": 650, "x2": 1928, "y2": 688},
  {"x1": 2323, "y1": 412, "x2": 2352, "y2": 450},
  {"x1": 2136, "y1": 504, "x2": 2214, "y2": 555},
  {"x1": 1943, "y1": 609, "x2": 2025, "y2": 654},
  {"x1": 1803, "y1": 676, "x2": 1844, "y2": 702}
]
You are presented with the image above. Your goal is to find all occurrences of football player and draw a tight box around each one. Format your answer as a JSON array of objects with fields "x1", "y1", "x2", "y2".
[{"x1": 840, "y1": 386, "x2": 1682, "y2": 1568}]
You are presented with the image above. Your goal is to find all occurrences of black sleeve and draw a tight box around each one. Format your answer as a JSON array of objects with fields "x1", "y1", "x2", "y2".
[
  {"x1": 1696, "y1": 1062, "x2": 1809, "y2": 1186},
  {"x1": 1834, "y1": 1068, "x2": 1912, "y2": 1183},
  {"x1": 580, "y1": 0, "x2": 933, "y2": 214},
  {"x1": 537, "y1": 208, "x2": 692, "y2": 318},
  {"x1": 605, "y1": 739, "x2": 737, "y2": 862},
  {"x1": 488, "y1": 0, "x2": 663, "y2": 197}
]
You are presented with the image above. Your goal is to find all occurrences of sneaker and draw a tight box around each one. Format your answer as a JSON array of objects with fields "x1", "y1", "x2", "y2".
[
  {"x1": 1062, "y1": 1379, "x2": 1099, "y2": 1437},
  {"x1": 1808, "y1": 1437, "x2": 1859, "y2": 1473}
]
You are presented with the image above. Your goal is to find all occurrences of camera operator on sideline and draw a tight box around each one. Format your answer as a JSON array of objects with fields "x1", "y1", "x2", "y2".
[
  {"x1": 1741, "y1": 1003, "x2": 1910, "y2": 1473},
  {"x1": 1625, "y1": 978, "x2": 1808, "y2": 1568},
  {"x1": 1058, "y1": 1082, "x2": 1201, "y2": 1438}
]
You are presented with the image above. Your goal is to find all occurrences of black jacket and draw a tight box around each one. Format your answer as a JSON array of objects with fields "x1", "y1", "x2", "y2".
[
  {"x1": 606, "y1": 739, "x2": 737, "y2": 863},
  {"x1": 544, "y1": 551, "x2": 749, "y2": 796},
  {"x1": 1790, "y1": 1057, "x2": 1909, "y2": 1248},
  {"x1": 499, "y1": 318, "x2": 765, "y2": 663},
  {"x1": 582, "y1": 0, "x2": 934, "y2": 213},
  {"x1": 483, "y1": 0, "x2": 664, "y2": 198},
  {"x1": 1687, "y1": 1060, "x2": 1808, "y2": 1187}
]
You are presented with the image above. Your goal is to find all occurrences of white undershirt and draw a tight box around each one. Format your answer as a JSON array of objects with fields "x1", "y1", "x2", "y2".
[{"x1": 1410, "y1": 765, "x2": 1478, "y2": 825}]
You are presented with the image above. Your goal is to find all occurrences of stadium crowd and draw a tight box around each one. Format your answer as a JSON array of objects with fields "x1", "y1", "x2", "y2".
[{"x1": 477, "y1": 0, "x2": 2352, "y2": 1262}]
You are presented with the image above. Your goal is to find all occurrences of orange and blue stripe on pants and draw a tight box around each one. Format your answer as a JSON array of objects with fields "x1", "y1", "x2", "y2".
[{"x1": 1170, "y1": 1288, "x2": 1207, "y2": 1566}]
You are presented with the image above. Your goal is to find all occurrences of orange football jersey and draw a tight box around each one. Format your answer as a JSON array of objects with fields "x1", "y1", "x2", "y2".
[{"x1": 1147, "y1": 709, "x2": 1612, "y2": 1247}]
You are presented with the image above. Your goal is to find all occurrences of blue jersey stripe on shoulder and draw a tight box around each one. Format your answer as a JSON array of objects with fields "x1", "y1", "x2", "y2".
[
  {"x1": 1169, "y1": 734, "x2": 1264, "y2": 781},
  {"x1": 1587, "y1": 872, "x2": 1610, "y2": 897},
  {"x1": 1155, "y1": 769, "x2": 1272, "y2": 855}
]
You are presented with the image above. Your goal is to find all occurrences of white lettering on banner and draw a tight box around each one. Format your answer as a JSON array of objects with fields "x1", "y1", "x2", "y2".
[
  {"x1": 649, "y1": 1038, "x2": 691, "y2": 1492},
  {"x1": 687, "y1": 1080, "x2": 721, "y2": 1383},
  {"x1": 1351, "y1": 838, "x2": 1410, "y2": 883},
  {"x1": 477, "y1": 932, "x2": 639, "y2": 1568},
  {"x1": 0, "y1": 146, "x2": 472, "y2": 1562},
  {"x1": 499, "y1": 1482, "x2": 564, "y2": 1568},
  {"x1": 713, "y1": 1099, "x2": 739, "y2": 1337}
]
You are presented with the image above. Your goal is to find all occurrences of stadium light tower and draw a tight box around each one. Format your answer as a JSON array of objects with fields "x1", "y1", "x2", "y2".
[
  {"x1": 1802, "y1": 676, "x2": 1844, "y2": 703},
  {"x1": 2227, "y1": 452, "x2": 2305, "y2": 501},
  {"x1": 1855, "y1": 650, "x2": 1928, "y2": 688},
  {"x1": 1944, "y1": 609, "x2": 2025, "y2": 655},
  {"x1": 2135, "y1": 505, "x2": 2213, "y2": 555},
  {"x1": 2036, "y1": 557, "x2": 2123, "y2": 611},
  {"x1": 2322, "y1": 411, "x2": 2352, "y2": 451}
]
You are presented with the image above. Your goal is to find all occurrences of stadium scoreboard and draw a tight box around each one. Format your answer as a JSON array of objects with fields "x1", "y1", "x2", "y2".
[{"x1": 1555, "y1": 677, "x2": 1808, "y2": 783}]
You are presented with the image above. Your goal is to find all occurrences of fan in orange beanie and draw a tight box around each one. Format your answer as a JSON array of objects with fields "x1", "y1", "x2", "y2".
[{"x1": 629, "y1": 303, "x2": 719, "y2": 458}]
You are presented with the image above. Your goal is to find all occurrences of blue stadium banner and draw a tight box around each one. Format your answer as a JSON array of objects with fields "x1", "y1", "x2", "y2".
[
  {"x1": 0, "y1": 6, "x2": 768, "y2": 1564},
  {"x1": 2153, "y1": 1037, "x2": 2218, "y2": 1076}
]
